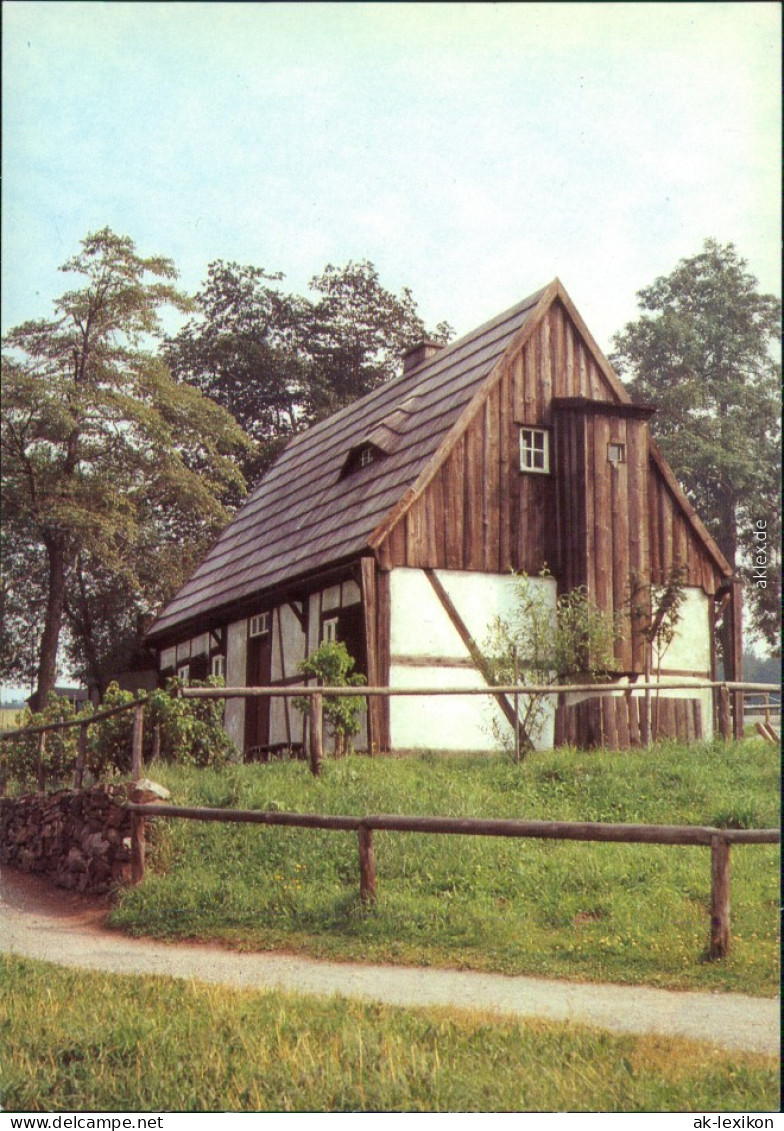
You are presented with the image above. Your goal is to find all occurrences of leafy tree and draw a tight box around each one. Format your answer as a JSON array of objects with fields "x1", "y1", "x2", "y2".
[
  {"x1": 484, "y1": 572, "x2": 622, "y2": 755},
  {"x1": 305, "y1": 260, "x2": 453, "y2": 418},
  {"x1": 163, "y1": 261, "x2": 311, "y2": 482},
  {"x1": 610, "y1": 240, "x2": 781, "y2": 650},
  {"x1": 165, "y1": 258, "x2": 453, "y2": 481},
  {"x1": 1, "y1": 229, "x2": 251, "y2": 710}
]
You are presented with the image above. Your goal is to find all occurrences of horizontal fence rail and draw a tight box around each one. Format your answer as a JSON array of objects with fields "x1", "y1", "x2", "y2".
[
  {"x1": 178, "y1": 679, "x2": 779, "y2": 766},
  {"x1": 2, "y1": 681, "x2": 778, "y2": 789},
  {"x1": 0, "y1": 695, "x2": 148, "y2": 740},
  {"x1": 180, "y1": 681, "x2": 780, "y2": 698},
  {"x1": 127, "y1": 800, "x2": 780, "y2": 961}
]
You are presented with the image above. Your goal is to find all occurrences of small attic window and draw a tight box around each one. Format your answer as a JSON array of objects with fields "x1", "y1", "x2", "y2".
[{"x1": 340, "y1": 442, "x2": 382, "y2": 479}]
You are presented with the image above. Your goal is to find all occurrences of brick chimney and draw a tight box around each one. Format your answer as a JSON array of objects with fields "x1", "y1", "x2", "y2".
[{"x1": 401, "y1": 339, "x2": 445, "y2": 376}]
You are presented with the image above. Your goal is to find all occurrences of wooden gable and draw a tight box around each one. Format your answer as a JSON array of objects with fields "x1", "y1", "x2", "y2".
[{"x1": 371, "y1": 285, "x2": 732, "y2": 674}]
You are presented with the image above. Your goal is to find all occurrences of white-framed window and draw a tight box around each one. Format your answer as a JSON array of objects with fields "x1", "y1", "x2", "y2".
[
  {"x1": 177, "y1": 663, "x2": 190, "y2": 683},
  {"x1": 608, "y1": 442, "x2": 626, "y2": 466},
  {"x1": 520, "y1": 427, "x2": 550, "y2": 473},
  {"x1": 359, "y1": 446, "x2": 375, "y2": 468},
  {"x1": 322, "y1": 617, "x2": 339, "y2": 644},
  {"x1": 211, "y1": 654, "x2": 226, "y2": 679},
  {"x1": 249, "y1": 612, "x2": 270, "y2": 637}
]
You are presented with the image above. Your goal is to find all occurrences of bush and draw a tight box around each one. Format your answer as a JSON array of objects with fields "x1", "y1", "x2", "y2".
[
  {"x1": 294, "y1": 642, "x2": 366, "y2": 756},
  {"x1": 0, "y1": 693, "x2": 93, "y2": 791},
  {"x1": 94, "y1": 678, "x2": 233, "y2": 773},
  {"x1": 0, "y1": 678, "x2": 234, "y2": 792}
]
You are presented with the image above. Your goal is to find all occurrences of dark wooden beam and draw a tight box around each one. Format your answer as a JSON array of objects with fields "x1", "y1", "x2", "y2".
[{"x1": 423, "y1": 568, "x2": 529, "y2": 743}]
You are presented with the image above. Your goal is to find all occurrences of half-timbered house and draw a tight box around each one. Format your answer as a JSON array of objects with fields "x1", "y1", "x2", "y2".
[{"x1": 146, "y1": 280, "x2": 740, "y2": 755}]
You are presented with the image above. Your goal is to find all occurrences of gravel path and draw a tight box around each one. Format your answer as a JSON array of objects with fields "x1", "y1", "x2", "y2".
[{"x1": 1, "y1": 866, "x2": 778, "y2": 1055}]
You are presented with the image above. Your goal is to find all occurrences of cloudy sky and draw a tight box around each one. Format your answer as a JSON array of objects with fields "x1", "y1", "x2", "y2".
[{"x1": 2, "y1": 1, "x2": 781, "y2": 353}]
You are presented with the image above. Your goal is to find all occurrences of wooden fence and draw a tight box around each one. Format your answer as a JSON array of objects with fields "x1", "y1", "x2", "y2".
[
  {"x1": 2, "y1": 681, "x2": 778, "y2": 786},
  {"x1": 0, "y1": 697, "x2": 147, "y2": 793},
  {"x1": 1, "y1": 683, "x2": 778, "y2": 960},
  {"x1": 126, "y1": 798, "x2": 779, "y2": 961},
  {"x1": 179, "y1": 679, "x2": 779, "y2": 771}
]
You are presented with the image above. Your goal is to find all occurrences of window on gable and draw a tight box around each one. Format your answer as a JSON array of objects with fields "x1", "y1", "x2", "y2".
[
  {"x1": 359, "y1": 446, "x2": 375, "y2": 468},
  {"x1": 608, "y1": 442, "x2": 626, "y2": 466},
  {"x1": 520, "y1": 427, "x2": 550, "y2": 474}
]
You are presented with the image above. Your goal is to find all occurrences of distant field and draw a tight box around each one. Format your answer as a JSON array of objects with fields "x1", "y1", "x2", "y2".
[
  {"x1": 1, "y1": 956, "x2": 778, "y2": 1113},
  {"x1": 110, "y1": 738, "x2": 780, "y2": 996}
]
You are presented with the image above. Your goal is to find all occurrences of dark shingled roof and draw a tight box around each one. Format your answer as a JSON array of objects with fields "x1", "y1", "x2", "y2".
[{"x1": 146, "y1": 284, "x2": 549, "y2": 642}]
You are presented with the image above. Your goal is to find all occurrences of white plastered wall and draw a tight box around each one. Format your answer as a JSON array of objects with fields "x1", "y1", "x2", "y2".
[
  {"x1": 648, "y1": 586, "x2": 713, "y2": 739},
  {"x1": 269, "y1": 604, "x2": 307, "y2": 747},
  {"x1": 563, "y1": 587, "x2": 714, "y2": 739},
  {"x1": 388, "y1": 568, "x2": 557, "y2": 752},
  {"x1": 224, "y1": 619, "x2": 248, "y2": 751}
]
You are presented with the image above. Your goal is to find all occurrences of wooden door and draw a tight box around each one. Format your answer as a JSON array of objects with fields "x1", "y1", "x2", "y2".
[{"x1": 245, "y1": 630, "x2": 272, "y2": 757}]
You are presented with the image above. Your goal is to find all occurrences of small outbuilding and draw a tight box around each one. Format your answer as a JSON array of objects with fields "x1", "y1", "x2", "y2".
[{"x1": 146, "y1": 280, "x2": 739, "y2": 756}]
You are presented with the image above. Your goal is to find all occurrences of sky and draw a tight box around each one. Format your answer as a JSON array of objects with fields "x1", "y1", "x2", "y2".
[{"x1": 2, "y1": 1, "x2": 781, "y2": 355}]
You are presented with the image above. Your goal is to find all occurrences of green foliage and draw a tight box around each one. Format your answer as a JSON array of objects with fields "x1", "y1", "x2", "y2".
[
  {"x1": 0, "y1": 680, "x2": 233, "y2": 791},
  {"x1": 1, "y1": 228, "x2": 252, "y2": 706},
  {"x1": 92, "y1": 679, "x2": 233, "y2": 774},
  {"x1": 484, "y1": 572, "x2": 622, "y2": 752},
  {"x1": 610, "y1": 240, "x2": 781, "y2": 647},
  {"x1": 629, "y1": 563, "x2": 688, "y2": 675},
  {"x1": 3, "y1": 956, "x2": 778, "y2": 1112},
  {"x1": 0, "y1": 693, "x2": 93, "y2": 791},
  {"x1": 111, "y1": 741, "x2": 779, "y2": 997},
  {"x1": 294, "y1": 642, "x2": 366, "y2": 754},
  {"x1": 164, "y1": 257, "x2": 454, "y2": 483}
]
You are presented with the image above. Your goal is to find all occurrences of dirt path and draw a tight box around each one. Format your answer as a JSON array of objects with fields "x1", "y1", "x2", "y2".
[{"x1": 1, "y1": 866, "x2": 778, "y2": 1055}]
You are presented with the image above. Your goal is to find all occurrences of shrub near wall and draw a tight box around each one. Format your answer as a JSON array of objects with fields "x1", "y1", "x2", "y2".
[{"x1": 0, "y1": 784, "x2": 134, "y2": 894}]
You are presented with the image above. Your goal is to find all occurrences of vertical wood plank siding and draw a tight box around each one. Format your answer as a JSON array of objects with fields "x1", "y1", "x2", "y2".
[
  {"x1": 377, "y1": 301, "x2": 725, "y2": 619},
  {"x1": 557, "y1": 695, "x2": 704, "y2": 749}
]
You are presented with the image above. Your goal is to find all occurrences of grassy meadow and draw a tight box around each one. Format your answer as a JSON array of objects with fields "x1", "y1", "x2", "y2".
[
  {"x1": 110, "y1": 738, "x2": 780, "y2": 995},
  {"x1": 1, "y1": 955, "x2": 779, "y2": 1113}
]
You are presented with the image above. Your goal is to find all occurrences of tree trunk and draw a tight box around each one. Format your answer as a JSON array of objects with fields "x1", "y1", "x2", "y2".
[
  {"x1": 64, "y1": 560, "x2": 107, "y2": 701},
  {"x1": 715, "y1": 499, "x2": 739, "y2": 671},
  {"x1": 31, "y1": 537, "x2": 67, "y2": 713}
]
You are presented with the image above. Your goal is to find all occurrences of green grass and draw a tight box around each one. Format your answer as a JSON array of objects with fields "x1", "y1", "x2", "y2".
[
  {"x1": 111, "y1": 739, "x2": 780, "y2": 995},
  {"x1": 1, "y1": 956, "x2": 778, "y2": 1113}
]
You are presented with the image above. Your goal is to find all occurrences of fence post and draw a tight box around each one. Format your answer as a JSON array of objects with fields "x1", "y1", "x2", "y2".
[
  {"x1": 358, "y1": 824, "x2": 376, "y2": 904},
  {"x1": 36, "y1": 732, "x2": 46, "y2": 792},
  {"x1": 131, "y1": 701, "x2": 144, "y2": 781},
  {"x1": 709, "y1": 835, "x2": 731, "y2": 959},
  {"x1": 309, "y1": 690, "x2": 323, "y2": 777},
  {"x1": 130, "y1": 811, "x2": 146, "y2": 885},
  {"x1": 130, "y1": 701, "x2": 145, "y2": 884},
  {"x1": 151, "y1": 723, "x2": 161, "y2": 763},
  {"x1": 513, "y1": 647, "x2": 521, "y2": 764},
  {"x1": 718, "y1": 685, "x2": 732, "y2": 740},
  {"x1": 74, "y1": 722, "x2": 87, "y2": 790},
  {"x1": 732, "y1": 689, "x2": 745, "y2": 741}
]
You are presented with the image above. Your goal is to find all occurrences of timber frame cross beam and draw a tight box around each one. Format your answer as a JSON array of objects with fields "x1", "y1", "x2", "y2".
[{"x1": 423, "y1": 568, "x2": 532, "y2": 745}]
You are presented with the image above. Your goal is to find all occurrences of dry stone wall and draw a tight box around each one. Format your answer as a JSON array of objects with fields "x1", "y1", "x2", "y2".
[{"x1": 0, "y1": 783, "x2": 136, "y2": 893}]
